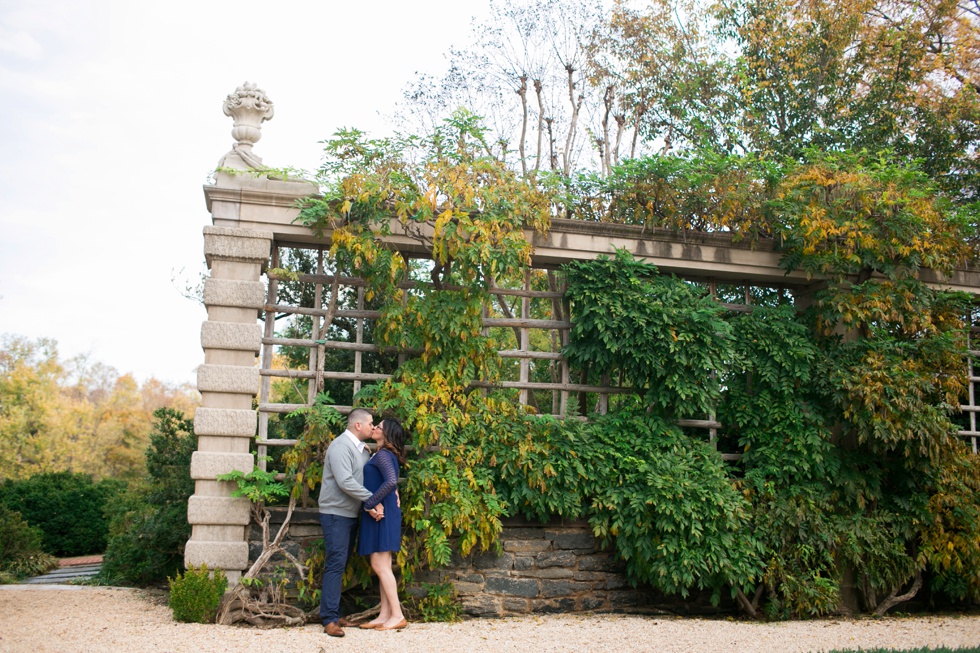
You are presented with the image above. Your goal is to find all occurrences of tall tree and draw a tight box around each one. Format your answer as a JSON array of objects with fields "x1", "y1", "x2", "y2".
[
  {"x1": 606, "y1": 0, "x2": 980, "y2": 195},
  {"x1": 0, "y1": 334, "x2": 199, "y2": 481},
  {"x1": 397, "y1": 0, "x2": 644, "y2": 176}
]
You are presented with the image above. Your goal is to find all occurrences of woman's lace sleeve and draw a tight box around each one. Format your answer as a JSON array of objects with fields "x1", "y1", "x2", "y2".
[{"x1": 364, "y1": 450, "x2": 399, "y2": 509}]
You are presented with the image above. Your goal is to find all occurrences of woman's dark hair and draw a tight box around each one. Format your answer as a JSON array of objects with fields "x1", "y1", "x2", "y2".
[{"x1": 379, "y1": 418, "x2": 408, "y2": 464}]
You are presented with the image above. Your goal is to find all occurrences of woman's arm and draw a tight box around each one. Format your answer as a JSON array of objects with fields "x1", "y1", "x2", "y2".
[{"x1": 363, "y1": 450, "x2": 399, "y2": 510}]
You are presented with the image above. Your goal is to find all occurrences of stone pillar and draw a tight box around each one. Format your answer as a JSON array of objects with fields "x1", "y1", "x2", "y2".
[
  {"x1": 184, "y1": 227, "x2": 271, "y2": 584},
  {"x1": 184, "y1": 82, "x2": 278, "y2": 585}
]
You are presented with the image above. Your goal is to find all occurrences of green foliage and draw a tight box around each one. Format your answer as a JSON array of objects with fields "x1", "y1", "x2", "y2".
[
  {"x1": 98, "y1": 408, "x2": 196, "y2": 587},
  {"x1": 585, "y1": 403, "x2": 762, "y2": 603},
  {"x1": 0, "y1": 504, "x2": 58, "y2": 581},
  {"x1": 167, "y1": 564, "x2": 228, "y2": 624},
  {"x1": 485, "y1": 407, "x2": 591, "y2": 523},
  {"x1": 721, "y1": 306, "x2": 845, "y2": 617},
  {"x1": 561, "y1": 150, "x2": 785, "y2": 244},
  {"x1": 776, "y1": 151, "x2": 970, "y2": 281},
  {"x1": 918, "y1": 449, "x2": 980, "y2": 602},
  {"x1": 289, "y1": 102, "x2": 980, "y2": 618},
  {"x1": 217, "y1": 465, "x2": 289, "y2": 504},
  {"x1": 563, "y1": 249, "x2": 733, "y2": 419},
  {"x1": 309, "y1": 114, "x2": 560, "y2": 577},
  {"x1": 417, "y1": 582, "x2": 461, "y2": 622},
  {"x1": 0, "y1": 471, "x2": 124, "y2": 556},
  {"x1": 283, "y1": 394, "x2": 346, "y2": 501},
  {"x1": 295, "y1": 540, "x2": 324, "y2": 610}
]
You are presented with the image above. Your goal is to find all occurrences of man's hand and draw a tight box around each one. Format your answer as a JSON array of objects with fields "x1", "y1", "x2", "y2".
[
  {"x1": 396, "y1": 490, "x2": 401, "y2": 508},
  {"x1": 367, "y1": 505, "x2": 384, "y2": 521}
]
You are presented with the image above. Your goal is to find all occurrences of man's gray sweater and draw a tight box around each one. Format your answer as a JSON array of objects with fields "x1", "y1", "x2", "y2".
[{"x1": 318, "y1": 431, "x2": 372, "y2": 518}]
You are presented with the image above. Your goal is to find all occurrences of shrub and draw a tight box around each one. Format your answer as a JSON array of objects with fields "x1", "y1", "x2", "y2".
[
  {"x1": 168, "y1": 564, "x2": 227, "y2": 623},
  {"x1": 0, "y1": 472, "x2": 124, "y2": 556},
  {"x1": 98, "y1": 408, "x2": 195, "y2": 586},
  {"x1": 0, "y1": 504, "x2": 58, "y2": 581},
  {"x1": 417, "y1": 582, "x2": 461, "y2": 622}
]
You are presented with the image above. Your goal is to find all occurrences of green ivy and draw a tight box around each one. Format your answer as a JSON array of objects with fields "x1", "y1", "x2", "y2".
[
  {"x1": 585, "y1": 404, "x2": 762, "y2": 603},
  {"x1": 563, "y1": 249, "x2": 732, "y2": 419}
]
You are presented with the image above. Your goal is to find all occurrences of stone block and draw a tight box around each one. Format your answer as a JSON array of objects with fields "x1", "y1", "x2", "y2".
[
  {"x1": 605, "y1": 576, "x2": 628, "y2": 590},
  {"x1": 548, "y1": 530, "x2": 596, "y2": 550},
  {"x1": 513, "y1": 556, "x2": 534, "y2": 571},
  {"x1": 405, "y1": 585, "x2": 428, "y2": 599},
  {"x1": 454, "y1": 573, "x2": 484, "y2": 584},
  {"x1": 531, "y1": 598, "x2": 577, "y2": 614},
  {"x1": 535, "y1": 551, "x2": 576, "y2": 568},
  {"x1": 501, "y1": 527, "x2": 549, "y2": 540},
  {"x1": 452, "y1": 581, "x2": 485, "y2": 594},
  {"x1": 580, "y1": 595, "x2": 608, "y2": 611},
  {"x1": 473, "y1": 550, "x2": 514, "y2": 570},
  {"x1": 197, "y1": 364, "x2": 260, "y2": 394},
  {"x1": 607, "y1": 590, "x2": 643, "y2": 608},
  {"x1": 289, "y1": 525, "x2": 322, "y2": 539},
  {"x1": 522, "y1": 568, "x2": 574, "y2": 580},
  {"x1": 578, "y1": 554, "x2": 621, "y2": 572},
  {"x1": 187, "y1": 496, "x2": 251, "y2": 525},
  {"x1": 462, "y1": 594, "x2": 501, "y2": 617},
  {"x1": 485, "y1": 576, "x2": 539, "y2": 598},
  {"x1": 194, "y1": 407, "x2": 256, "y2": 437},
  {"x1": 502, "y1": 597, "x2": 530, "y2": 613},
  {"x1": 545, "y1": 579, "x2": 576, "y2": 601},
  {"x1": 269, "y1": 507, "x2": 319, "y2": 525},
  {"x1": 540, "y1": 580, "x2": 592, "y2": 598},
  {"x1": 185, "y1": 540, "x2": 249, "y2": 570},
  {"x1": 201, "y1": 321, "x2": 262, "y2": 353},
  {"x1": 204, "y1": 226, "x2": 273, "y2": 267},
  {"x1": 190, "y1": 452, "x2": 254, "y2": 480},
  {"x1": 412, "y1": 570, "x2": 446, "y2": 584},
  {"x1": 502, "y1": 540, "x2": 551, "y2": 554},
  {"x1": 203, "y1": 278, "x2": 266, "y2": 310}
]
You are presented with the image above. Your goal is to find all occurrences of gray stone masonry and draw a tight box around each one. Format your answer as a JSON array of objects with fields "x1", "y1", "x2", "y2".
[
  {"x1": 185, "y1": 225, "x2": 273, "y2": 586},
  {"x1": 247, "y1": 512, "x2": 731, "y2": 617}
]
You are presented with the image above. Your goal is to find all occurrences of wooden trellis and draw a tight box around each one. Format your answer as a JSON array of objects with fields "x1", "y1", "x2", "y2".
[
  {"x1": 254, "y1": 244, "x2": 736, "y2": 466},
  {"x1": 255, "y1": 243, "x2": 980, "y2": 468},
  {"x1": 960, "y1": 326, "x2": 980, "y2": 454}
]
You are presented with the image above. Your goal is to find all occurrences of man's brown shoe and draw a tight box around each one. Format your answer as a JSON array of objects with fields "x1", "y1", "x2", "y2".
[
  {"x1": 324, "y1": 622, "x2": 345, "y2": 637},
  {"x1": 338, "y1": 617, "x2": 360, "y2": 628}
]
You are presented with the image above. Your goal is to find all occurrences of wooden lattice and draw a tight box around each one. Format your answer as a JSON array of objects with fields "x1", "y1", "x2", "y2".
[
  {"x1": 255, "y1": 243, "x2": 979, "y2": 468},
  {"x1": 960, "y1": 327, "x2": 980, "y2": 454}
]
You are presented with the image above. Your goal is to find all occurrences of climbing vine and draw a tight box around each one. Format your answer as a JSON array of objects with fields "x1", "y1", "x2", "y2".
[{"x1": 280, "y1": 113, "x2": 980, "y2": 620}]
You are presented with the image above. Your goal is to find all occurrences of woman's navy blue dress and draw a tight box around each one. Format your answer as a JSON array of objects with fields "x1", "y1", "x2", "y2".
[{"x1": 358, "y1": 448, "x2": 401, "y2": 554}]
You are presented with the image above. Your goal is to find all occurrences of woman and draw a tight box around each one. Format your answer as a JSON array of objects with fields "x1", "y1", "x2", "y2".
[{"x1": 357, "y1": 418, "x2": 408, "y2": 631}]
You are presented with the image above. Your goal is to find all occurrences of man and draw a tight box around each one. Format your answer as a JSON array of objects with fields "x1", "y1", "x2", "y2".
[{"x1": 318, "y1": 408, "x2": 382, "y2": 637}]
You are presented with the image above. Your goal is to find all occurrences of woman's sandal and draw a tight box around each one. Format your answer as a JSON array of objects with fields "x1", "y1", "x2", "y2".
[{"x1": 376, "y1": 618, "x2": 408, "y2": 631}]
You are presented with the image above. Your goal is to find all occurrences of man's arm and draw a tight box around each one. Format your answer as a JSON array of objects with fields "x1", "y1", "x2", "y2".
[{"x1": 327, "y1": 442, "x2": 372, "y2": 502}]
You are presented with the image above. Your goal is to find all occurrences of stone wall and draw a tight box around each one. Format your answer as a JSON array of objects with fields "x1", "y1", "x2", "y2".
[
  {"x1": 416, "y1": 518, "x2": 656, "y2": 617},
  {"x1": 249, "y1": 509, "x2": 727, "y2": 617}
]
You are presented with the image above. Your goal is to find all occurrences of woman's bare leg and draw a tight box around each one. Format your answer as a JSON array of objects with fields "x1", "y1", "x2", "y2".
[
  {"x1": 370, "y1": 551, "x2": 405, "y2": 627},
  {"x1": 363, "y1": 554, "x2": 392, "y2": 626}
]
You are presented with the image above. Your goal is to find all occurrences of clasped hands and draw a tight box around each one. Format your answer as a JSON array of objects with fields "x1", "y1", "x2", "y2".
[{"x1": 365, "y1": 492, "x2": 399, "y2": 521}]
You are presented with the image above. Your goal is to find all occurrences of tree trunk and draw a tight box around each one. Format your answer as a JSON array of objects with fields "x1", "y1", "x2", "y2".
[{"x1": 873, "y1": 571, "x2": 923, "y2": 617}]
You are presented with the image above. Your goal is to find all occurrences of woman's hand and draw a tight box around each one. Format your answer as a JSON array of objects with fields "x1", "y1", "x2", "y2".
[{"x1": 367, "y1": 505, "x2": 384, "y2": 521}]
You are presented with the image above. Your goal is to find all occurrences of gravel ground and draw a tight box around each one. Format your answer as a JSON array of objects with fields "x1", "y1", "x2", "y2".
[{"x1": 1, "y1": 586, "x2": 979, "y2": 653}]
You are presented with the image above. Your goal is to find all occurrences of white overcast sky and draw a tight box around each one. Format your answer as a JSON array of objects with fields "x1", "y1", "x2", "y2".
[{"x1": 0, "y1": 0, "x2": 494, "y2": 386}]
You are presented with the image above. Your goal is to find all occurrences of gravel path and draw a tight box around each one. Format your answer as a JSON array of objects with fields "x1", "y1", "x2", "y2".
[{"x1": 1, "y1": 586, "x2": 978, "y2": 653}]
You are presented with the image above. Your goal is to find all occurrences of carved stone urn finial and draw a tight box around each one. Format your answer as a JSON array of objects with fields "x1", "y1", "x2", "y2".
[{"x1": 219, "y1": 82, "x2": 275, "y2": 170}]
